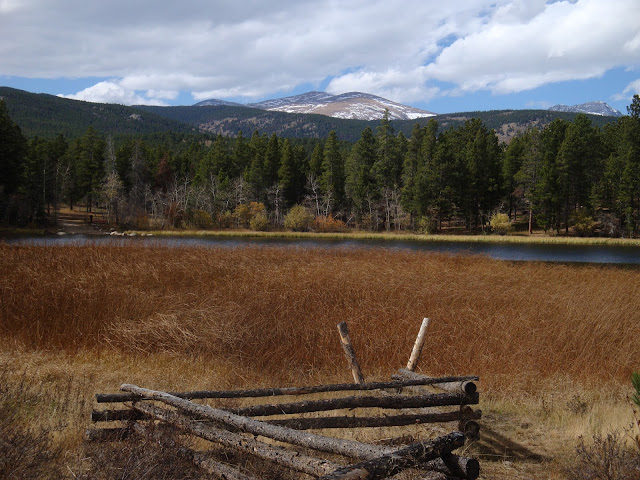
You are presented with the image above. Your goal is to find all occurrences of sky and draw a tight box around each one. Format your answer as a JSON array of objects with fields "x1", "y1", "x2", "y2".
[{"x1": 1, "y1": 0, "x2": 639, "y2": 114}]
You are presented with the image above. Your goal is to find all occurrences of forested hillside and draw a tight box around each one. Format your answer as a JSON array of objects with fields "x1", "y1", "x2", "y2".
[
  {"x1": 0, "y1": 87, "x2": 193, "y2": 138},
  {"x1": 2, "y1": 94, "x2": 639, "y2": 237}
]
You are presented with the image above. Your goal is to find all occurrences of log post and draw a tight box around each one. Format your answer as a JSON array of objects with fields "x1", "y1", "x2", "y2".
[
  {"x1": 337, "y1": 322, "x2": 365, "y2": 384},
  {"x1": 407, "y1": 318, "x2": 431, "y2": 371}
]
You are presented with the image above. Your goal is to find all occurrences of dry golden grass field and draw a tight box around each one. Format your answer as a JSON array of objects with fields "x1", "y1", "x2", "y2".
[{"x1": 1, "y1": 241, "x2": 640, "y2": 479}]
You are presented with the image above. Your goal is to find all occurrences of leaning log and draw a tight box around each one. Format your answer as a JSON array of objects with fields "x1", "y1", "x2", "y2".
[
  {"x1": 337, "y1": 322, "x2": 365, "y2": 384},
  {"x1": 129, "y1": 401, "x2": 341, "y2": 477},
  {"x1": 121, "y1": 384, "x2": 397, "y2": 460},
  {"x1": 97, "y1": 376, "x2": 478, "y2": 403},
  {"x1": 230, "y1": 391, "x2": 479, "y2": 417},
  {"x1": 267, "y1": 409, "x2": 482, "y2": 430},
  {"x1": 394, "y1": 369, "x2": 477, "y2": 396},
  {"x1": 407, "y1": 318, "x2": 431, "y2": 371},
  {"x1": 317, "y1": 431, "x2": 466, "y2": 480}
]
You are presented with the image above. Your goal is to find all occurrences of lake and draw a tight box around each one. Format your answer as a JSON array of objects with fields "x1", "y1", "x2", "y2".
[{"x1": 6, "y1": 234, "x2": 640, "y2": 265}]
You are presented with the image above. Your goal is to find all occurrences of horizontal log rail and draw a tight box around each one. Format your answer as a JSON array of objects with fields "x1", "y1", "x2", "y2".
[
  {"x1": 229, "y1": 391, "x2": 479, "y2": 417},
  {"x1": 244, "y1": 409, "x2": 481, "y2": 430},
  {"x1": 394, "y1": 369, "x2": 477, "y2": 396},
  {"x1": 92, "y1": 406, "x2": 482, "y2": 429},
  {"x1": 97, "y1": 375, "x2": 478, "y2": 403}
]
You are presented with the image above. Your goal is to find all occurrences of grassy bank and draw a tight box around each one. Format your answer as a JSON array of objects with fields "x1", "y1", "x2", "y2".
[
  {"x1": 1, "y1": 243, "x2": 638, "y2": 478},
  {"x1": 141, "y1": 228, "x2": 640, "y2": 247}
]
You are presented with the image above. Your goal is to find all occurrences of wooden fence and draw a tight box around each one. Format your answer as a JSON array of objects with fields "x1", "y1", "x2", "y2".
[{"x1": 88, "y1": 319, "x2": 482, "y2": 479}]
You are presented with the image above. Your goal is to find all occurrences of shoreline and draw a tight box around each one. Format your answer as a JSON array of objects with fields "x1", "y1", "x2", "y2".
[{"x1": 127, "y1": 228, "x2": 640, "y2": 247}]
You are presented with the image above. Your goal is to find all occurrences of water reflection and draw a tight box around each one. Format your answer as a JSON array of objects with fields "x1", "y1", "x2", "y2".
[{"x1": 5, "y1": 234, "x2": 640, "y2": 265}]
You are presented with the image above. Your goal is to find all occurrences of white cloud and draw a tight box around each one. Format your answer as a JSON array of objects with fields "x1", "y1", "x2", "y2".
[
  {"x1": 424, "y1": 0, "x2": 640, "y2": 95},
  {"x1": 1, "y1": 0, "x2": 639, "y2": 105},
  {"x1": 612, "y1": 79, "x2": 640, "y2": 102},
  {"x1": 58, "y1": 81, "x2": 168, "y2": 106}
]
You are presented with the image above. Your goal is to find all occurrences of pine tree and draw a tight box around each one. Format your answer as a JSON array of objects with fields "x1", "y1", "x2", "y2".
[
  {"x1": 320, "y1": 130, "x2": 344, "y2": 213},
  {"x1": 0, "y1": 100, "x2": 27, "y2": 196},
  {"x1": 346, "y1": 127, "x2": 377, "y2": 226}
]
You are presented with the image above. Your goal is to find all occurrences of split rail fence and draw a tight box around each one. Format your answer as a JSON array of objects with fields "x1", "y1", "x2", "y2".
[{"x1": 88, "y1": 318, "x2": 482, "y2": 479}]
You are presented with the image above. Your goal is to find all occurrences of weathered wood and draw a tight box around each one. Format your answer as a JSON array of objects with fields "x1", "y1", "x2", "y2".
[
  {"x1": 318, "y1": 431, "x2": 466, "y2": 480},
  {"x1": 129, "y1": 401, "x2": 341, "y2": 477},
  {"x1": 407, "y1": 318, "x2": 431, "y2": 371},
  {"x1": 230, "y1": 391, "x2": 479, "y2": 417},
  {"x1": 120, "y1": 384, "x2": 398, "y2": 460},
  {"x1": 395, "y1": 369, "x2": 477, "y2": 396},
  {"x1": 97, "y1": 375, "x2": 479, "y2": 403},
  {"x1": 460, "y1": 420, "x2": 480, "y2": 440},
  {"x1": 337, "y1": 322, "x2": 365, "y2": 384},
  {"x1": 423, "y1": 454, "x2": 480, "y2": 480},
  {"x1": 267, "y1": 409, "x2": 483, "y2": 430}
]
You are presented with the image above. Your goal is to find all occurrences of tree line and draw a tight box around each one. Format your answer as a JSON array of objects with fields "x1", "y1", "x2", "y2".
[{"x1": 1, "y1": 96, "x2": 639, "y2": 236}]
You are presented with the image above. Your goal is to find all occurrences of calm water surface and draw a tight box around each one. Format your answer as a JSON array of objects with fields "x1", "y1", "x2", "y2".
[{"x1": 7, "y1": 234, "x2": 640, "y2": 265}]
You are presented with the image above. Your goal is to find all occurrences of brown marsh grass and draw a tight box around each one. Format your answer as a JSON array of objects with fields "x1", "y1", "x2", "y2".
[
  {"x1": 1, "y1": 242, "x2": 639, "y2": 478},
  {"x1": 1, "y1": 242, "x2": 639, "y2": 389}
]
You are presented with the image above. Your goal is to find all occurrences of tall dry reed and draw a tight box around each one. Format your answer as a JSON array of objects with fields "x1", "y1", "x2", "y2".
[{"x1": 1, "y1": 242, "x2": 638, "y2": 390}]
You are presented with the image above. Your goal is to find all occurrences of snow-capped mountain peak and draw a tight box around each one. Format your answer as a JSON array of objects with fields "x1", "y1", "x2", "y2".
[
  {"x1": 548, "y1": 101, "x2": 622, "y2": 117},
  {"x1": 194, "y1": 91, "x2": 436, "y2": 121}
]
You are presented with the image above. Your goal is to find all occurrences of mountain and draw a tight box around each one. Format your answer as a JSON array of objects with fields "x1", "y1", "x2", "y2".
[
  {"x1": 193, "y1": 99, "x2": 244, "y2": 107},
  {"x1": 549, "y1": 101, "x2": 622, "y2": 117},
  {"x1": 1, "y1": 86, "x2": 622, "y2": 143},
  {"x1": 0, "y1": 86, "x2": 193, "y2": 138},
  {"x1": 196, "y1": 91, "x2": 436, "y2": 121}
]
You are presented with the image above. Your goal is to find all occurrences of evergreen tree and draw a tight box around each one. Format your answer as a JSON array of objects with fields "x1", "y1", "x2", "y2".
[
  {"x1": 278, "y1": 138, "x2": 298, "y2": 207},
  {"x1": 0, "y1": 100, "x2": 27, "y2": 196},
  {"x1": 321, "y1": 130, "x2": 345, "y2": 213},
  {"x1": 263, "y1": 133, "x2": 281, "y2": 188},
  {"x1": 346, "y1": 127, "x2": 377, "y2": 226},
  {"x1": 76, "y1": 126, "x2": 106, "y2": 212}
]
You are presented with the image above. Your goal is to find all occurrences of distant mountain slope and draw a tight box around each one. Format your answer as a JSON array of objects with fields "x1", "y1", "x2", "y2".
[
  {"x1": 549, "y1": 101, "x2": 622, "y2": 117},
  {"x1": 195, "y1": 91, "x2": 436, "y2": 121},
  {"x1": 0, "y1": 86, "x2": 193, "y2": 138},
  {"x1": 139, "y1": 104, "x2": 371, "y2": 141},
  {"x1": 192, "y1": 99, "x2": 245, "y2": 107},
  {"x1": 1, "y1": 86, "x2": 622, "y2": 143}
]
